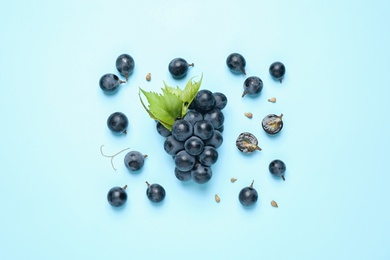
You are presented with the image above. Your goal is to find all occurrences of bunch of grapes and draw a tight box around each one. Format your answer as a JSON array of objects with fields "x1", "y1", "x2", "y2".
[{"x1": 156, "y1": 90, "x2": 227, "y2": 184}]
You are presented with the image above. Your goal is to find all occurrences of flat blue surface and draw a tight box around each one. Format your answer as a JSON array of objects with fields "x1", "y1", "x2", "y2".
[{"x1": 1, "y1": 0, "x2": 390, "y2": 259}]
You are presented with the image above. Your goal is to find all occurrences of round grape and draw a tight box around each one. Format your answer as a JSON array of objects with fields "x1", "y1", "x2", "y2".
[
  {"x1": 213, "y1": 92, "x2": 228, "y2": 110},
  {"x1": 269, "y1": 159, "x2": 286, "y2": 181},
  {"x1": 124, "y1": 151, "x2": 147, "y2": 171},
  {"x1": 198, "y1": 146, "x2": 218, "y2": 166},
  {"x1": 184, "y1": 136, "x2": 204, "y2": 156},
  {"x1": 242, "y1": 76, "x2": 263, "y2": 97},
  {"x1": 99, "y1": 73, "x2": 124, "y2": 94},
  {"x1": 116, "y1": 54, "x2": 135, "y2": 81},
  {"x1": 164, "y1": 135, "x2": 184, "y2": 156},
  {"x1": 172, "y1": 119, "x2": 193, "y2": 141},
  {"x1": 183, "y1": 110, "x2": 203, "y2": 126},
  {"x1": 194, "y1": 89, "x2": 215, "y2": 113},
  {"x1": 193, "y1": 120, "x2": 214, "y2": 141},
  {"x1": 226, "y1": 53, "x2": 246, "y2": 75},
  {"x1": 107, "y1": 185, "x2": 128, "y2": 207},
  {"x1": 145, "y1": 181, "x2": 166, "y2": 203},
  {"x1": 107, "y1": 112, "x2": 129, "y2": 134},
  {"x1": 156, "y1": 121, "x2": 171, "y2": 137},
  {"x1": 269, "y1": 61, "x2": 286, "y2": 83},
  {"x1": 262, "y1": 114, "x2": 283, "y2": 135},
  {"x1": 204, "y1": 130, "x2": 223, "y2": 148},
  {"x1": 203, "y1": 108, "x2": 224, "y2": 129},
  {"x1": 174, "y1": 150, "x2": 196, "y2": 172},
  {"x1": 174, "y1": 168, "x2": 192, "y2": 182},
  {"x1": 238, "y1": 181, "x2": 258, "y2": 207},
  {"x1": 191, "y1": 164, "x2": 212, "y2": 184},
  {"x1": 168, "y1": 58, "x2": 193, "y2": 78}
]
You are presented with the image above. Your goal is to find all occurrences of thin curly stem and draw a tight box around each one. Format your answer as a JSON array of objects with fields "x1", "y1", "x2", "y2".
[{"x1": 100, "y1": 145, "x2": 130, "y2": 170}]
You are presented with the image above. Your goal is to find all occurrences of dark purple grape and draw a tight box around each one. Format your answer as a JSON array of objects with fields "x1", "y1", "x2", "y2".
[
  {"x1": 204, "y1": 130, "x2": 223, "y2": 148},
  {"x1": 174, "y1": 150, "x2": 196, "y2": 171},
  {"x1": 193, "y1": 120, "x2": 214, "y2": 141},
  {"x1": 116, "y1": 54, "x2": 135, "y2": 81},
  {"x1": 107, "y1": 185, "x2": 128, "y2": 207},
  {"x1": 107, "y1": 112, "x2": 129, "y2": 134},
  {"x1": 239, "y1": 181, "x2": 258, "y2": 207},
  {"x1": 269, "y1": 159, "x2": 286, "y2": 181},
  {"x1": 242, "y1": 76, "x2": 263, "y2": 97},
  {"x1": 124, "y1": 151, "x2": 147, "y2": 171},
  {"x1": 156, "y1": 121, "x2": 171, "y2": 137},
  {"x1": 203, "y1": 108, "x2": 224, "y2": 129},
  {"x1": 99, "y1": 73, "x2": 125, "y2": 94},
  {"x1": 172, "y1": 119, "x2": 193, "y2": 141},
  {"x1": 164, "y1": 135, "x2": 184, "y2": 156},
  {"x1": 226, "y1": 53, "x2": 246, "y2": 75},
  {"x1": 168, "y1": 58, "x2": 194, "y2": 78},
  {"x1": 184, "y1": 136, "x2": 204, "y2": 156},
  {"x1": 194, "y1": 90, "x2": 215, "y2": 113},
  {"x1": 191, "y1": 164, "x2": 212, "y2": 184},
  {"x1": 198, "y1": 146, "x2": 218, "y2": 166},
  {"x1": 269, "y1": 61, "x2": 286, "y2": 83},
  {"x1": 183, "y1": 110, "x2": 203, "y2": 126},
  {"x1": 262, "y1": 114, "x2": 283, "y2": 135},
  {"x1": 145, "y1": 181, "x2": 166, "y2": 203},
  {"x1": 174, "y1": 168, "x2": 192, "y2": 182},
  {"x1": 213, "y1": 92, "x2": 228, "y2": 110}
]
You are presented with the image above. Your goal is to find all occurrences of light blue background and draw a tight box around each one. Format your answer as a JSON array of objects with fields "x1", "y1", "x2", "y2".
[{"x1": 1, "y1": 0, "x2": 389, "y2": 259}]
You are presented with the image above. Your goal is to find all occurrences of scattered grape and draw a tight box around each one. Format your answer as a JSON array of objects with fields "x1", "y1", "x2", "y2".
[
  {"x1": 238, "y1": 180, "x2": 258, "y2": 207},
  {"x1": 99, "y1": 73, "x2": 125, "y2": 94},
  {"x1": 168, "y1": 58, "x2": 194, "y2": 78},
  {"x1": 107, "y1": 185, "x2": 128, "y2": 207},
  {"x1": 226, "y1": 53, "x2": 246, "y2": 75},
  {"x1": 269, "y1": 61, "x2": 286, "y2": 83},
  {"x1": 145, "y1": 181, "x2": 166, "y2": 203},
  {"x1": 124, "y1": 151, "x2": 147, "y2": 172},
  {"x1": 116, "y1": 54, "x2": 135, "y2": 81},
  {"x1": 262, "y1": 114, "x2": 283, "y2": 135},
  {"x1": 269, "y1": 159, "x2": 286, "y2": 181},
  {"x1": 242, "y1": 76, "x2": 263, "y2": 97},
  {"x1": 236, "y1": 132, "x2": 262, "y2": 153},
  {"x1": 107, "y1": 112, "x2": 129, "y2": 134}
]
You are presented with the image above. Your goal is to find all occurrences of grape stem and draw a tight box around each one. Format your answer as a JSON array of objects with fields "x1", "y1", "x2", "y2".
[
  {"x1": 145, "y1": 181, "x2": 150, "y2": 187},
  {"x1": 100, "y1": 145, "x2": 130, "y2": 171},
  {"x1": 241, "y1": 69, "x2": 246, "y2": 75},
  {"x1": 281, "y1": 175, "x2": 285, "y2": 181},
  {"x1": 188, "y1": 63, "x2": 194, "y2": 67},
  {"x1": 250, "y1": 180, "x2": 254, "y2": 188}
]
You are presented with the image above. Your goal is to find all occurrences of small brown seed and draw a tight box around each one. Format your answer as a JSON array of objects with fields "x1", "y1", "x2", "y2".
[
  {"x1": 268, "y1": 97, "x2": 276, "y2": 103},
  {"x1": 146, "y1": 73, "x2": 151, "y2": 81},
  {"x1": 230, "y1": 178, "x2": 237, "y2": 183},
  {"x1": 271, "y1": 200, "x2": 278, "y2": 207},
  {"x1": 244, "y1": 112, "x2": 253, "y2": 119},
  {"x1": 215, "y1": 194, "x2": 221, "y2": 203}
]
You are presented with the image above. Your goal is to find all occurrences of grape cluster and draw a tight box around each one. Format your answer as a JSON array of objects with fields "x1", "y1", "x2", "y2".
[{"x1": 157, "y1": 90, "x2": 227, "y2": 184}]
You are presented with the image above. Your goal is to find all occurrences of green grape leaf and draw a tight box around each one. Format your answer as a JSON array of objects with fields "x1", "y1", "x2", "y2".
[
  {"x1": 180, "y1": 74, "x2": 203, "y2": 118},
  {"x1": 139, "y1": 76, "x2": 203, "y2": 131}
]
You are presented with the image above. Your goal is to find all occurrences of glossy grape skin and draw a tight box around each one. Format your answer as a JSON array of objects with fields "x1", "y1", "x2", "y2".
[
  {"x1": 184, "y1": 136, "x2": 204, "y2": 156},
  {"x1": 198, "y1": 146, "x2": 218, "y2": 166},
  {"x1": 203, "y1": 108, "x2": 224, "y2": 129},
  {"x1": 191, "y1": 164, "x2": 212, "y2": 184},
  {"x1": 226, "y1": 53, "x2": 246, "y2": 75},
  {"x1": 238, "y1": 181, "x2": 258, "y2": 207},
  {"x1": 204, "y1": 130, "x2": 223, "y2": 148},
  {"x1": 172, "y1": 119, "x2": 193, "y2": 141},
  {"x1": 107, "y1": 112, "x2": 129, "y2": 134},
  {"x1": 124, "y1": 151, "x2": 146, "y2": 171},
  {"x1": 183, "y1": 110, "x2": 203, "y2": 126},
  {"x1": 107, "y1": 186, "x2": 127, "y2": 207},
  {"x1": 262, "y1": 114, "x2": 283, "y2": 135},
  {"x1": 164, "y1": 135, "x2": 184, "y2": 156},
  {"x1": 174, "y1": 150, "x2": 196, "y2": 171},
  {"x1": 116, "y1": 54, "x2": 135, "y2": 81},
  {"x1": 174, "y1": 168, "x2": 192, "y2": 182},
  {"x1": 213, "y1": 92, "x2": 228, "y2": 110},
  {"x1": 168, "y1": 58, "x2": 193, "y2": 78},
  {"x1": 242, "y1": 76, "x2": 263, "y2": 97},
  {"x1": 156, "y1": 121, "x2": 171, "y2": 137},
  {"x1": 269, "y1": 159, "x2": 286, "y2": 180},
  {"x1": 194, "y1": 90, "x2": 215, "y2": 113},
  {"x1": 146, "y1": 182, "x2": 166, "y2": 203},
  {"x1": 99, "y1": 73, "x2": 123, "y2": 94},
  {"x1": 269, "y1": 61, "x2": 286, "y2": 83},
  {"x1": 193, "y1": 120, "x2": 214, "y2": 141}
]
